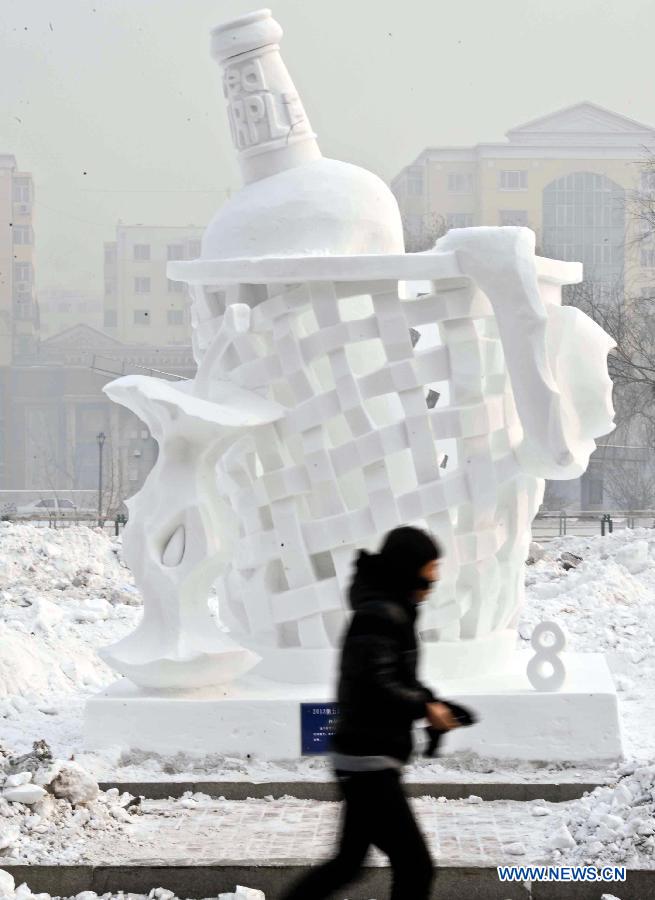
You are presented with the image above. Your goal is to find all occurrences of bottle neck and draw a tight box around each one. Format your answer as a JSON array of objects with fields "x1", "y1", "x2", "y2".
[{"x1": 213, "y1": 14, "x2": 322, "y2": 184}]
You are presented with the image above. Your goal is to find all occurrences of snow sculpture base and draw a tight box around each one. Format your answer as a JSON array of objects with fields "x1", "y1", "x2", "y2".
[
  {"x1": 248, "y1": 628, "x2": 516, "y2": 684},
  {"x1": 85, "y1": 652, "x2": 622, "y2": 763}
]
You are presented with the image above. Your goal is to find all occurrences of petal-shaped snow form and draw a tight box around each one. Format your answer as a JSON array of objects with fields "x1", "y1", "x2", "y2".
[{"x1": 435, "y1": 226, "x2": 615, "y2": 479}]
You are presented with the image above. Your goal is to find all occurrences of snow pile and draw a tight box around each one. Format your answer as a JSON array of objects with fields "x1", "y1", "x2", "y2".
[
  {"x1": 0, "y1": 742, "x2": 134, "y2": 865},
  {"x1": 0, "y1": 880, "x2": 267, "y2": 900},
  {"x1": 0, "y1": 524, "x2": 140, "y2": 743},
  {"x1": 553, "y1": 763, "x2": 655, "y2": 866},
  {"x1": 218, "y1": 890, "x2": 264, "y2": 900},
  {"x1": 522, "y1": 529, "x2": 655, "y2": 682}
]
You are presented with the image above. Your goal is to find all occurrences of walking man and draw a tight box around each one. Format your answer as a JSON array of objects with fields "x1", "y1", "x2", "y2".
[{"x1": 282, "y1": 525, "x2": 461, "y2": 899}]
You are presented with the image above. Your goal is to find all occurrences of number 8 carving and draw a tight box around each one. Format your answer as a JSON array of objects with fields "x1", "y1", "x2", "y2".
[{"x1": 527, "y1": 620, "x2": 567, "y2": 692}]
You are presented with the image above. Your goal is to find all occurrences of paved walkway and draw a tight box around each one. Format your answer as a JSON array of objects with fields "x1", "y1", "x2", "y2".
[{"x1": 92, "y1": 795, "x2": 558, "y2": 867}]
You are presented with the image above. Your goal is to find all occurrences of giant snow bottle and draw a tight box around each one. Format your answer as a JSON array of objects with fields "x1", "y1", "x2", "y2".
[{"x1": 204, "y1": 8, "x2": 405, "y2": 259}]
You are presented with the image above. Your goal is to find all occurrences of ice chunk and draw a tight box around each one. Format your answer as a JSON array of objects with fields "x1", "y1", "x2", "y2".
[
  {"x1": 50, "y1": 762, "x2": 99, "y2": 806},
  {"x1": 615, "y1": 540, "x2": 648, "y2": 574},
  {"x1": 0, "y1": 868, "x2": 15, "y2": 896},
  {"x1": 3, "y1": 784, "x2": 47, "y2": 805}
]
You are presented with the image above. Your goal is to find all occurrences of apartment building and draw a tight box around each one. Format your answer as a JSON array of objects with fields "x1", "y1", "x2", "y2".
[
  {"x1": 0, "y1": 155, "x2": 39, "y2": 363},
  {"x1": 0, "y1": 155, "x2": 40, "y2": 489},
  {"x1": 392, "y1": 103, "x2": 655, "y2": 509},
  {"x1": 392, "y1": 102, "x2": 655, "y2": 299},
  {"x1": 103, "y1": 224, "x2": 203, "y2": 346}
]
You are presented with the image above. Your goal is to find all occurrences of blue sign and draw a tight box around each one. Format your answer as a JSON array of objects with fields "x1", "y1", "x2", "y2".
[{"x1": 301, "y1": 702, "x2": 340, "y2": 754}]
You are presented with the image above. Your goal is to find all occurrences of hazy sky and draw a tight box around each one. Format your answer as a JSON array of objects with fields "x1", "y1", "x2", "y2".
[{"x1": 2, "y1": 0, "x2": 655, "y2": 293}]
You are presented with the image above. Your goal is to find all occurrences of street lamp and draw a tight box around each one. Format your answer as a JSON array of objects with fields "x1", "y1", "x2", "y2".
[{"x1": 97, "y1": 431, "x2": 106, "y2": 527}]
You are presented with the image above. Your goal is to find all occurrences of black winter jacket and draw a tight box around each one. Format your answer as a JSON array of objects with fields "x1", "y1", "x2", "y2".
[{"x1": 331, "y1": 551, "x2": 437, "y2": 763}]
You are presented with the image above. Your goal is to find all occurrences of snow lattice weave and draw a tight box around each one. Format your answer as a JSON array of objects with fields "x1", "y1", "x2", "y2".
[{"x1": 194, "y1": 275, "x2": 542, "y2": 653}]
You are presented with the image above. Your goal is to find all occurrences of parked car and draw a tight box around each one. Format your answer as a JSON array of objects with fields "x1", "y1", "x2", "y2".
[
  {"x1": 15, "y1": 498, "x2": 95, "y2": 520},
  {"x1": 0, "y1": 501, "x2": 17, "y2": 520}
]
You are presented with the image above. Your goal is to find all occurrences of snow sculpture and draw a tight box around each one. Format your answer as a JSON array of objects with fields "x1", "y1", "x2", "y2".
[{"x1": 101, "y1": 8, "x2": 615, "y2": 689}]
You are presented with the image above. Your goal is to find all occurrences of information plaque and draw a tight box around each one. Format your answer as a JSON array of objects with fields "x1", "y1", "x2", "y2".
[{"x1": 300, "y1": 702, "x2": 340, "y2": 754}]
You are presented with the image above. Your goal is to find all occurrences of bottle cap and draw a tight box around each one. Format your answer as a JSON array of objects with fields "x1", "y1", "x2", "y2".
[{"x1": 211, "y1": 9, "x2": 283, "y2": 62}]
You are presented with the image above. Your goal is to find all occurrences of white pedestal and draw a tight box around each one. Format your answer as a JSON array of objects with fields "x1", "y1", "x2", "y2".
[{"x1": 84, "y1": 651, "x2": 622, "y2": 763}]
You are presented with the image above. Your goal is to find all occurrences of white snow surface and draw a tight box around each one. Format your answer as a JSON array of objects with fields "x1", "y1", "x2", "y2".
[
  {"x1": 0, "y1": 521, "x2": 654, "y2": 780},
  {"x1": 560, "y1": 762, "x2": 655, "y2": 866},
  {"x1": 520, "y1": 527, "x2": 655, "y2": 763}
]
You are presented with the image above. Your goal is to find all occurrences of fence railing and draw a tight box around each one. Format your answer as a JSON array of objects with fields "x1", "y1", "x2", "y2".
[
  {"x1": 0, "y1": 513, "x2": 128, "y2": 536},
  {"x1": 532, "y1": 510, "x2": 655, "y2": 540},
  {"x1": 0, "y1": 491, "x2": 128, "y2": 535},
  {"x1": 0, "y1": 493, "x2": 653, "y2": 543}
]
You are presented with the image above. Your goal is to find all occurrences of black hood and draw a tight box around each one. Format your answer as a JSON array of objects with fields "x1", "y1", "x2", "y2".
[
  {"x1": 348, "y1": 550, "x2": 392, "y2": 611},
  {"x1": 348, "y1": 526, "x2": 442, "y2": 612}
]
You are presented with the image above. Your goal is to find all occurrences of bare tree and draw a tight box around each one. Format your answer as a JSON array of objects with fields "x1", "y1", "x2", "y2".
[
  {"x1": 541, "y1": 480, "x2": 574, "y2": 512},
  {"x1": 99, "y1": 445, "x2": 128, "y2": 525},
  {"x1": 630, "y1": 151, "x2": 655, "y2": 247},
  {"x1": 404, "y1": 213, "x2": 448, "y2": 253}
]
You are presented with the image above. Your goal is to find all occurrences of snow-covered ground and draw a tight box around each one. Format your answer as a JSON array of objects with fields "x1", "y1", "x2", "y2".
[
  {"x1": 0, "y1": 521, "x2": 653, "y2": 781},
  {"x1": 0, "y1": 521, "x2": 652, "y2": 897}
]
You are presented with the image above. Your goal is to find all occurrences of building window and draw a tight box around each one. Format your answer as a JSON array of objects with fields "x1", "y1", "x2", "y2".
[
  {"x1": 499, "y1": 210, "x2": 529, "y2": 226},
  {"x1": 134, "y1": 310, "x2": 150, "y2": 325},
  {"x1": 167, "y1": 244, "x2": 185, "y2": 260},
  {"x1": 134, "y1": 277, "x2": 151, "y2": 293},
  {"x1": 167, "y1": 309, "x2": 185, "y2": 325},
  {"x1": 12, "y1": 177, "x2": 31, "y2": 203},
  {"x1": 499, "y1": 170, "x2": 528, "y2": 191},
  {"x1": 446, "y1": 213, "x2": 473, "y2": 229},
  {"x1": 187, "y1": 240, "x2": 201, "y2": 258},
  {"x1": 14, "y1": 297, "x2": 32, "y2": 321},
  {"x1": 15, "y1": 335, "x2": 31, "y2": 357},
  {"x1": 588, "y1": 477, "x2": 603, "y2": 505},
  {"x1": 133, "y1": 244, "x2": 150, "y2": 261},
  {"x1": 14, "y1": 261, "x2": 32, "y2": 283},
  {"x1": 104, "y1": 310, "x2": 117, "y2": 327},
  {"x1": 447, "y1": 172, "x2": 473, "y2": 193},
  {"x1": 12, "y1": 225, "x2": 32, "y2": 244},
  {"x1": 590, "y1": 283, "x2": 613, "y2": 303},
  {"x1": 167, "y1": 279, "x2": 184, "y2": 293},
  {"x1": 407, "y1": 167, "x2": 424, "y2": 196},
  {"x1": 58, "y1": 301, "x2": 72, "y2": 312},
  {"x1": 104, "y1": 244, "x2": 116, "y2": 265},
  {"x1": 542, "y1": 172, "x2": 625, "y2": 290},
  {"x1": 105, "y1": 279, "x2": 115, "y2": 295}
]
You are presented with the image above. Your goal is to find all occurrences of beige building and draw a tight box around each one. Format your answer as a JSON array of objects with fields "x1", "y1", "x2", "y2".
[
  {"x1": 392, "y1": 103, "x2": 655, "y2": 510},
  {"x1": 103, "y1": 224, "x2": 203, "y2": 346},
  {"x1": 0, "y1": 155, "x2": 39, "y2": 364},
  {"x1": 391, "y1": 102, "x2": 655, "y2": 299},
  {"x1": 39, "y1": 289, "x2": 103, "y2": 338},
  {"x1": 0, "y1": 154, "x2": 40, "y2": 490}
]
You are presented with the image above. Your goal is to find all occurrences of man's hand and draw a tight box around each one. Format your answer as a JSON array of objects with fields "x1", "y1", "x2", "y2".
[{"x1": 426, "y1": 701, "x2": 460, "y2": 731}]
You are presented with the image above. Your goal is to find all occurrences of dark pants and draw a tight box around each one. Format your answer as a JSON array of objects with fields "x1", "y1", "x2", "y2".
[{"x1": 281, "y1": 768, "x2": 434, "y2": 900}]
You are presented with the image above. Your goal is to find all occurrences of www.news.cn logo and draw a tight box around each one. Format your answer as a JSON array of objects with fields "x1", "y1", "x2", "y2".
[{"x1": 498, "y1": 865, "x2": 626, "y2": 883}]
